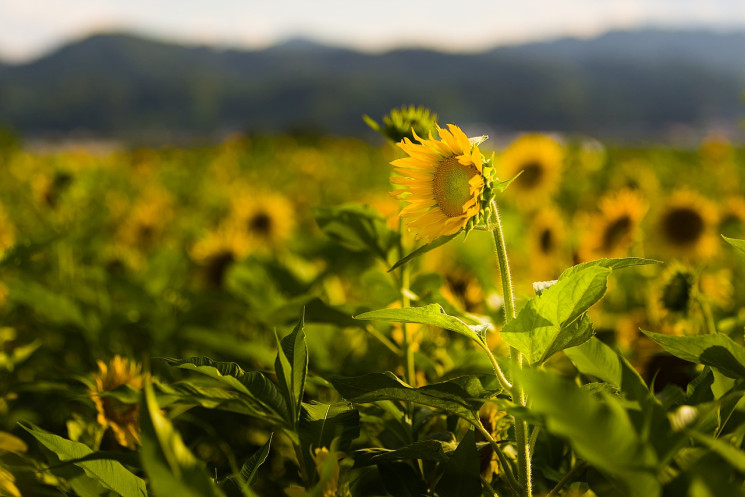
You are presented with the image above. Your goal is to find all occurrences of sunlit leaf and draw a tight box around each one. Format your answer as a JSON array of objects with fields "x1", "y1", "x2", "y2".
[
  {"x1": 722, "y1": 235, "x2": 745, "y2": 256},
  {"x1": 641, "y1": 330, "x2": 745, "y2": 379},
  {"x1": 274, "y1": 311, "x2": 308, "y2": 426},
  {"x1": 388, "y1": 233, "x2": 460, "y2": 272}
]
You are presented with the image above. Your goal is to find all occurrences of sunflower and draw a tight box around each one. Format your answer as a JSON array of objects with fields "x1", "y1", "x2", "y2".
[
  {"x1": 116, "y1": 188, "x2": 173, "y2": 251},
  {"x1": 718, "y1": 196, "x2": 745, "y2": 238},
  {"x1": 477, "y1": 401, "x2": 509, "y2": 482},
  {"x1": 390, "y1": 124, "x2": 488, "y2": 242},
  {"x1": 699, "y1": 268, "x2": 734, "y2": 311},
  {"x1": 699, "y1": 134, "x2": 734, "y2": 166},
  {"x1": 228, "y1": 190, "x2": 295, "y2": 251},
  {"x1": 578, "y1": 189, "x2": 647, "y2": 261},
  {"x1": 527, "y1": 206, "x2": 566, "y2": 280},
  {"x1": 190, "y1": 224, "x2": 251, "y2": 287},
  {"x1": 651, "y1": 190, "x2": 718, "y2": 260},
  {"x1": 498, "y1": 134, "x2": 563, "y2": 208},
  {"x1": 0, "y1": 205, "x2": 15, "y2": 258},
  {"x1": 90, "y1": 355, "x2": 144, "y2": 449}
]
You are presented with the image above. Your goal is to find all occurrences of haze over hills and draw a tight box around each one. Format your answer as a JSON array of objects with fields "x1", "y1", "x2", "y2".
[{"x1": 0, "y1": 29, "x2": 744, "y2": 143}]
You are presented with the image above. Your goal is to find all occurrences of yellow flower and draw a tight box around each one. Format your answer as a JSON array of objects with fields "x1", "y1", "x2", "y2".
[
  {"x1": 719, "y1": 196, "x2": 745, "y2": 238},
  {"x1": 699, "y1": 268, "x2": 734, "y2": 311},
  {"x1": 578, "y1": 189, "x2": 647, "y2": 261},
  {"x1": 90, "y1": 355, "x2": 144, "y2": 449},
  {"x1": 0, "y1": 205, "x2": 16, "y2": 258},
  {"x1": 116, "y1": 188, "x2": 173, "y2": 251},
  {"x1": 190, "y1": 224, "x2": 251, "y2": 287},
  {"x1": 311, "y1": 447, "x2": 340, "y2": 497},
  {"x1": 390, "y1": 124, "x2": 486, "y2": 242},
  {"x1": 699, "y1": 134, "x2": 734, "y2": 166},
  {"x1": 498, "y1": 134, "x2": 563, "y2": 208},
  {"x1": 527, "y1": 206, "x2": 566, "y2": 280},
  {"x1": 0, "y1": 466, "x2": 21, "y2": 497},
  {"x1": 651, "y1": 190, "x2": 718, "y2": 260},
  {"x1": 228, "y1": 190, "x2": 295, "y2": 251}
]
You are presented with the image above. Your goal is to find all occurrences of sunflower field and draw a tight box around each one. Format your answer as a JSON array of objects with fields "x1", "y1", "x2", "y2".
[{"x1": 1, "y1": 107, "x2": 745, "y2": 497}]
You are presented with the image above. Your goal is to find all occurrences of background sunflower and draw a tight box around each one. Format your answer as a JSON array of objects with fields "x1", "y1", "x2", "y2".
[{"x1": 498, "y1": 134, "x2": 564, "y2": 210}]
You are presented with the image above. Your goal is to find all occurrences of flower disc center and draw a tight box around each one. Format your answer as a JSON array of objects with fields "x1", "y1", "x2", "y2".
[
  {"x1": 663, "y1": 208, "x2": 704, "y2": 244},
  {"x1": 432, "y1": 157, "x2": 478, "y2": 218}
]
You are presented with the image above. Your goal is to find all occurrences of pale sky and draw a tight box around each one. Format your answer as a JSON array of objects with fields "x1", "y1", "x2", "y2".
[{"x1": 1, "y1": 0, "x2": 745, "y2": 62}]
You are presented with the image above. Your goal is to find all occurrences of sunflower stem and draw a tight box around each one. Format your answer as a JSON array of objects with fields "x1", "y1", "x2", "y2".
[
  {"x1": 489, "y1": 198, "x2": 532, "y2": 497},
  {"x1": 473, "y1": 420, "x2": 523, "y2": 496}
]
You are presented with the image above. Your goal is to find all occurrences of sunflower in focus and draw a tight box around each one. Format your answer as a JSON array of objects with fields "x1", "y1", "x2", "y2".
[
  {"x1": 228, "y1": 190, "x2": 295, "y2": 251},
  {"x1": 0, "y1": 205, "x2": 15, "y2": 257},
  {"x1": 578, "y1": 189, "x2": 647, "y2": 261},
  {"x1": 90, "y1": 355, "x2": 144, "y2": 449},
  {"x1": 498, "y1": 134, "x2": 563, "y2": 208},
  {"x1": 651, "y1": 190, "x2": 718, "y2": 260},
  {"x1": 391, "y1": 124, "x2": 489, "y2": 242},
  {"x1": 527, "y1": 206, "x2": 566, "y2": 280}
]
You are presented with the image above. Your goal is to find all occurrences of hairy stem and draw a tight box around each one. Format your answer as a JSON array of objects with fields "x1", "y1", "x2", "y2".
[
  {"x1": 490, "y1": 198, "x2": 532, "y2": 497},
  {"x1": 473, "y1": 421, "x2": 523, "y2": 496}
]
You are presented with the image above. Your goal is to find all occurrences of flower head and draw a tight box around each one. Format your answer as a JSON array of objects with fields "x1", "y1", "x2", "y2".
[
  {"x1": 652, "y1": 190, "x2": 718, "y2": 260},
  {"x1": 391, "y1": 124, "x2": 489, "y2": 242},
  {"x1": 578, "y1": 189, "x2": 647, "y2": 261},
  {"x1": 90, "y1": 355, "x2": 144, "y2": 449},
  {"x1": 498, "y1": 134, "x2": 563, "y2": 209}
]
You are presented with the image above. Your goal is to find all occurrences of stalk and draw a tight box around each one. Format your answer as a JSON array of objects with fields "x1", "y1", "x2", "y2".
[{"x1": 490, "y1": 199, "x2": 532, "y2": 497}]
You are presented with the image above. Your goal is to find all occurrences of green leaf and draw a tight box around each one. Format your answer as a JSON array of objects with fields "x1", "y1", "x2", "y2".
[
  {"x1": 388, "y1": 233, "x2": 460, "y2": 272},
  {"x1": 501, "y1": 266, "x2": 611, "y2": 364},
  {"x1": 434, "y1": 430, "x2": 482, "y2": 497},
  {"x1": 518, "y1": 370, "x2": 661, "y2": 497},
  {"x1": 274, "y1": 311, "x2": 308, "y2": 426},
  {"x1": 140, "y1": 382, "x2": 223, "y2": 497},
  {"x1": 354, "y1": 439, "x2": 451, "y2": 467},
  {"x1": 689, "y1": 431, "x2": 745, "y2": 472},
  {"x1": 354, "y1": 304, "x2": 488, "y2": 345},
  {"x1": 493, "y1": 171, "x2": 522, "y2": 192},
  {"x1": 377, "y1": 462, "x2": 429, "y2": 497},
  {"x1": 299, "y1": 402, "x2": 360, "y2": 453},
  {"x1": 239, "y1": 434, "x2": 272, "y2": 486},
  {"x1": 558, "y1": 257, "x2": 660, "y2": 280},
  {"x1": 19, "y1": 421, "x2": 147, "y2": 497},
  {"x1": 723, "y1": 235, "x2": 745, "y2": 256},
  {"x1": 163, "y1": 357, "x2": 288, "y2": 424},
  {"x1": 313, "y1": 203, "x2": 400, "y2": 261},
  {"x1": 5, "y1": 280, "x2": 88, "y2": 329},
  {"x1": 330, "y1": 372, "x2": 491, "y2": 421},
  {"x1": 641, "y1": 331, "x2": 745, "y2": 379},
  {"x1": 564, "y1": 337, "x2": 651, "y2": 403}
]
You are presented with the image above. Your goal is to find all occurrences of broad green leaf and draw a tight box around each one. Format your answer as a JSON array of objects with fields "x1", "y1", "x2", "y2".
[
  {"x1": 354, "y1": 304, "x2": 488, "y2": 344},
  {"x1": 330, "y1": 372, "x2": 491, "y2": 421},
  {"x1": 377, "y1": 462, "x2": 429, "y2": 497},
  {"x1": 299, "y1": 402, "x2": 360, "y2": 453},
  {"x1": 5, "y1": 280, "x2": 88, "y2": 330},
  {"x1": 274, "y1": 311, "x2": 308, "y2": 426},
  {"x1": 19, "y1": 421, "x2": 147, "y2": 497},
  {"x1": 434, "y1": 430, "x2": 482, "y2": 497},
  {"x1": 354, "y1": 439, "x2": 451, "y2": 467},
  {"x1": 313, "y1": 203, "x2": 400, "y2": 261},
  {"x1": 641, "y1": 331, "x2": 745, "y2": 379},
  {"x1": 140, "y1": 382, "x2": 223, "y2": 497},
  {"x1": 167, "y1": 382, "x2": 284, "y2": 420},
  {"x1": 388, "y1": 233, "x2": 460, "y2": 272},
  {"x1": 519, "y1": 370, "x2": 661, "y2": 497},
  {"x1": 500, "y1": 266, "x2": 611, "y2": 364},
  {"x1": 564, "y1": 337, "x2": 651, "y2": 403},
  {"x1": 689, "y1": 431, "x2": 745, "y2": 472},
  {"x1": 163, "y1": 357, "x2": 288, "y2": 424},
  {"x1": 558, "y1": 257, "x2": 660, "y2": 280},
  {"x1": 723, "y1": 236, "x2": 745, "y2": 256},
  {"x1": 240, "y1": 434, "x2": 272, "y2": 486}
]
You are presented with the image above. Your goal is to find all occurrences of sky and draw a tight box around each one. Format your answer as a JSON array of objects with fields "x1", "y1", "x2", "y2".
[{"x1": 1, "y1": 0, "x2": 745, "y2": 62}]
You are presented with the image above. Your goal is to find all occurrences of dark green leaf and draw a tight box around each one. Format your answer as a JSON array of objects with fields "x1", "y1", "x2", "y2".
[
  {"x1": 299, "y1": 402, "x2": 360, "y2": 453},
  {"x1": 330, "y1": 372, "x2": 490, "y2": 421},
  {"x1": 378, "y1": 462, "x2": 428, "y2": 497},
  {"x1": 140, "y1": 382, "x2": 223, "y2": 497},
  {"x1": 501, "y1": 266, "x2": 610, "y2": 364},
  {"x1": 434, "y1": 430, "x2": 482, "y2": 497},
  {"x1": 274, "y1": 311, "x2": 308, "y2": 426},
  {"x1": 354, "y1": 440, "x2": 451, "y2": 467},
  {"x1": 239, "y1": 434, "x2": 272, "y2": 486},
  {"x1": 20, "y1": 421, "x2": 147, "y2": 497},
  {"x1": 641, "y1": 331, "x2": 745, "y2": 379},
  {"x1": 388, "y1": 233, "x2": 460, "y2": 272},
  {"x1": 313, "y1": 203, "x2": 400, "y2": 261}
]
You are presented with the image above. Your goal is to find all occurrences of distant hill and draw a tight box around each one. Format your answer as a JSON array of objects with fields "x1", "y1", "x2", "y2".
[{"x1": 0, "y1": 29, "x2": 743, "y2": 142}]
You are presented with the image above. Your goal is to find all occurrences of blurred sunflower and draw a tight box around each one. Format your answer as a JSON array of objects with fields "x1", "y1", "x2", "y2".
[
  {"x1": 527, "y1": 206, "x2": 566, "y2": 280},
  {"x1": 364, "y1": 105, "x2": 438, "y2": 143},
  {"x1": 441, "y1": 266, "x2": 484, "y2": 313},
  {"x1": 477, "y1": 401, "x2": 509, "y2": 482},
  {"x1": 0, "y1": 466, "x2": 20, "y2": 497},
  {"x1": 610, "y1": 159, "x2": 659, "y2": 197},
  {"x1": 651, "y1": 190, "x2": 718, "y2": 260},
  {"x1": 116, "y1": 188, "x2": 173, "y2": 251},
  {"x1": 391, "y1": 124, "x2": 487, "y2": 242},
  {"x1": 90, "y1": 355, "x2": 144, "y2": 449},
  {"x1": 0, "y1": 205, "x2": 15, "y2": 257},
  {"x1": 699, "y1": 134, "x2": 734, "y2": 166},
  {"x1": 498, "y1": 134, "x2": 563, "y2": 208},
  {"x1": 190, "y1": 225, "x2": 251, "y2": 287},
  {"x1": 699, "y1": 268, "x2": 734, "y2": 311},
  {"x1": 718, "y1": 196, "x2": 745, "y2": 238},
  {"x1": 578, "y1": 189, "x2": 647, "y2": 261},
  {"x1": 228, "y1": 191, "x2": 295, "y2": 251}
]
